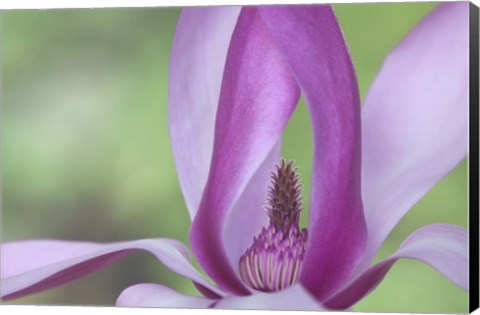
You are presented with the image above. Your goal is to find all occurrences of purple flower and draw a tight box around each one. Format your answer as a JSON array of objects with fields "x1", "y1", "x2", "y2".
[{"x1": 1, "y1": 3, "x2": 469, "y2": 310}]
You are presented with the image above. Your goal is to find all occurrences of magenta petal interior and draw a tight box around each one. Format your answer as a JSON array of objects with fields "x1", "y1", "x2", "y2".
[{"x1": 258, "y1": 5, "x2": 367, "y2": 300}]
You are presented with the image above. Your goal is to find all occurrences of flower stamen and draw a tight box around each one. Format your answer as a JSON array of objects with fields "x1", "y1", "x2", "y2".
[{"x1": 239, "y1": 159, "x2": 308, "y2": 292}]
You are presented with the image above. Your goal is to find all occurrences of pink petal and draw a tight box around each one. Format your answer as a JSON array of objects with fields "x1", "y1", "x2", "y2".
[
  {"x1": 325, "y1": 224, "x2": 468, "y2": 309},
  {"x1": 358, "y1": 2, "x2": 469, "y2": 271},
  {"x1": 168, "y1": 7, "x2": 241, "y2": 219},
  {"x1": 258, "y1": 6, "x2": 367, "y2": 300},
  {"x1": 116, "y1": 283, "x2": 216, "y2": 308},
  {"x1": 214, "y1": 284, "x2": 326, "y2": 311},
  {"x1": 116, "y1": 283, "x2": 325, "y2": 311},
  {"x1": 189, "y1": 7, "x2": 300, "y2": 295},
  {"x1": 169, "y1": 7, "x2": 281, "y2": 291},
  {"x1": 1, "y1": 239, "x2": 225, "y2": 300}
]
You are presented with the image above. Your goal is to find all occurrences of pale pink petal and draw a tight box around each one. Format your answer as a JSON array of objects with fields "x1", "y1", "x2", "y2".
[
  {"x1": 116, "y1": 283, "x2": 216, "y2": 308},
  {"x1": 214, "y1": 284, "x2": 326, "y2": 311},
  {"x1": 325, "y1": 224, "x2": 468, "y2": 309},
  {"x1": 169, "y1": 7, "x2": 241, "y2": 219},
  {"x1": 1, "y1": 239, "x2": 225, "y2": 299},
  {"x1": 358, "y1": 2, "x2": 469, "y2": 271}
]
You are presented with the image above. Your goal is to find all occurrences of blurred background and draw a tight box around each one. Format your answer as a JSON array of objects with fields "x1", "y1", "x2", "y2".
[{"x1": 1, "y1": 2, "x2": 469, "y2": 313}]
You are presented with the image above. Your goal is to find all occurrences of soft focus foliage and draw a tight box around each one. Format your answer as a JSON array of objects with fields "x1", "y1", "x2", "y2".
[{"x1": 2, "y1": 3, "x2": 468, "y2": 312}]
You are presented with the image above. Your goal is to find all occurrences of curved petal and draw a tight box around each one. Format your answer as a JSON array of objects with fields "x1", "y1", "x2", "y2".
[
  {"x1": 190, "y1": 7, "x2": 300, "y2": 295},
  {"x1": 1, "y1": 239, "x2": 226, "y2": 300},
  {"x1": 169, "y1": 7, "x2": 282, "y2": 288},
  {"x1": 258, "y1": 6, "x2": 367, "y2": 300},
  {"x1": 358, "y1": 2, "x2": 469, "y2": 271},
  {"x1": 116, "y1": 283, "x2": 216, "y2": 308},
  {"x1": 214, "y1": 284, "x2": 326, "y2": 311},
  {"x1": 169, "y1": 7, "x2": 241, "y2": 219},
  {"x1": 325, "y1": 224, "x2": 468, "y2": 309}
]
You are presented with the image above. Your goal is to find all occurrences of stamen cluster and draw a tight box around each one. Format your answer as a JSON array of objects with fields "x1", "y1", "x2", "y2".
[
  {"x1": 239, "y1": 159, "x2": 308, "y2": 292},
  {"x1": 239, "y1": 223, "x2": 308, "y2": 292}
]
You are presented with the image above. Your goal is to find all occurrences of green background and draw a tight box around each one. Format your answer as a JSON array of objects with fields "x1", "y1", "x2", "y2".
[{"x1": 1, "y1": 2, "x2": 469, "y2": 313}]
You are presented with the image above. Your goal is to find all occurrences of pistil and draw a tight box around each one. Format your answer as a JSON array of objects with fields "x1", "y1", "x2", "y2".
[{"x1": 239, "y1": 160, "x2": 308, "y2": 292}]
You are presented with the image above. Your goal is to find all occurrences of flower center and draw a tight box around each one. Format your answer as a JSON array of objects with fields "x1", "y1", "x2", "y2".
[{"x1": 239, "y1": 159, "x2": 308, "y2": 292}]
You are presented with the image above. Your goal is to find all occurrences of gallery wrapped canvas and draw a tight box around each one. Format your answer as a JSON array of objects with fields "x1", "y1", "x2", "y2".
[{"x1": 1, "y1": 1, "x2": 479, "y2": 313}]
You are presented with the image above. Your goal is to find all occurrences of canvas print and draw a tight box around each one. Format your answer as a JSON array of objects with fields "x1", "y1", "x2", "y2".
[{"x1": 1, "y1": 1, "x2": 478, "y2": 313}]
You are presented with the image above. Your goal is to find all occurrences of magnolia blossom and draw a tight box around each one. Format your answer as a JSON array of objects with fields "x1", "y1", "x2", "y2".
[{"x1": 1, "y1": 3, "x2": 469, "y2": 310}]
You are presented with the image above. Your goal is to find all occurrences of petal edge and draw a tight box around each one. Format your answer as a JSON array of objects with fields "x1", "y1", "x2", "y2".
[{"x1": 325, "y1": 224, "x2": 468, "y2": 309}]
